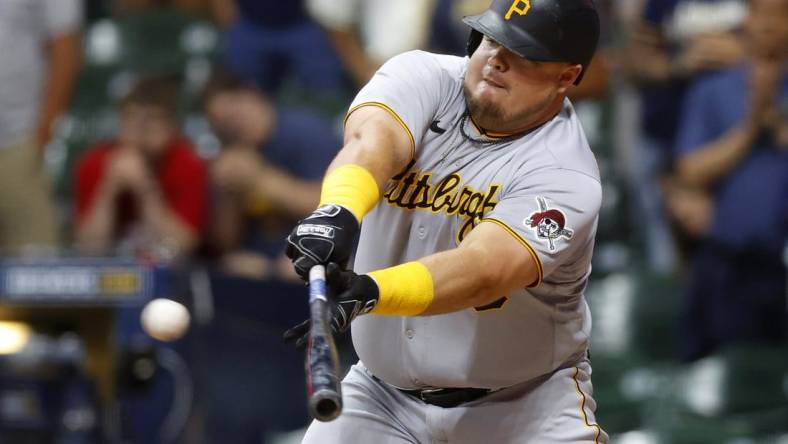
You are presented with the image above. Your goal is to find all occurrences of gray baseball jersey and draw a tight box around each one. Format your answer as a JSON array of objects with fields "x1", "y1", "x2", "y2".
[{"x1": 350, "y1": 50, "x2": 602, "y2": 390}]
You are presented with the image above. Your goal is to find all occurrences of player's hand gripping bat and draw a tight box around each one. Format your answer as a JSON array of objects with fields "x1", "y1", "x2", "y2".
[
  {"x1": 285, "y1": 264, "x2": 380, "y2": 419},
  {"x1": 305, "y1": 265, "x2": 343, "y2": 421}
]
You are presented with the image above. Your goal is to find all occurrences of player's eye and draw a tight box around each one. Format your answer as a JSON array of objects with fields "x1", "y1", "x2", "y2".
[{"x1": 482, "y1": 35, "x2": 501, "y2": 47}]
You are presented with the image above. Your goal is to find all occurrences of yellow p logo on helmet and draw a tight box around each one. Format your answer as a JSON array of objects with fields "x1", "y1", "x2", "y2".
[{"x1": 505, "y1": 0, "x2": 531, "y2": 20}]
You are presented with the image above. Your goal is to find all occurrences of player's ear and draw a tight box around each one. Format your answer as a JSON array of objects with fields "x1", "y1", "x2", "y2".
[{"x1": 556, "y1": 64, "x2": 582, "y2": 93}]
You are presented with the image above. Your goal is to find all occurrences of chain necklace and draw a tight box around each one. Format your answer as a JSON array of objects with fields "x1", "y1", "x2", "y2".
[{"x1": 458, "y1": 110, "x2": 535, "y2": 145}]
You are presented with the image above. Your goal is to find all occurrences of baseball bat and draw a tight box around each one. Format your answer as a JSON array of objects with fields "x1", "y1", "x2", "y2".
[{"x1": 306, "y1": 265, "x2": 343, "y2": 422}]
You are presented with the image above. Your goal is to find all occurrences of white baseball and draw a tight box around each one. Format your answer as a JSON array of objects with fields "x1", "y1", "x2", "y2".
[{"x1": 140, "y1": 298, "x2": 191, "y2": 342}]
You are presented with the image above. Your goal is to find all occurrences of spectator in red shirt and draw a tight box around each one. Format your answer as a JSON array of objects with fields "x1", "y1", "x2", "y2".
[{"x1": 74, "y1": 75, "x2": 207, "y2": 257}]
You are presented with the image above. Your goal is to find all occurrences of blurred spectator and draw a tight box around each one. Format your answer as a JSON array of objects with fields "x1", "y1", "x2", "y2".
[
  {"x1": 568, "y1": 0, "x2": 613, "y2": 101},
  {"x1": 74, "y1": 75, "x2": 207, "y2": 257},
  {"x1": 0, "y1": 0, "x2": 83, "y2": 254},
  {"x1": 202, "y1": 70, "x2": 339, "y2": 280},
  {"x1": 428, "y1": 0, "x2": 487, "y2": 56},
  {"x1": 306, "y1": 0, "x2": 438, "y2": 86},
  {"x1": 621, "y1": 0, "x2": 748, "y2": 270},
  {"x1": 667, "y1": 0, "x2": 788, "y2": 361},
  {"x1": 626, "y1": 0, "x2": 746, "y2": 145},
  {"x1": 209, "y1": 0, "x2": 346, "y2": 99}
]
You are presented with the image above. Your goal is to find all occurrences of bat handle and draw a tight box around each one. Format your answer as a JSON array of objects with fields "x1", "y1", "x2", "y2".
[{"x1": 307, "y1": 265, "x2": 343, "y2": 422}]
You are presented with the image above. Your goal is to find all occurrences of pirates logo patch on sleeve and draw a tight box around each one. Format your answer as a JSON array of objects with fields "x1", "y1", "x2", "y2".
[{"x1": 524, "y1": 197, "x2": 573, "y2": 250}]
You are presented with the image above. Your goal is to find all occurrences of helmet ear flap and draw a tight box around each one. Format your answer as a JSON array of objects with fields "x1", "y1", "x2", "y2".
[{"x1": 466, "y1": 29, "x2": 483, "y2": 57}]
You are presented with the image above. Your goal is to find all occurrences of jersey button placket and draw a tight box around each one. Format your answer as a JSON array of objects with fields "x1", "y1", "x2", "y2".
[
  {"x1": 405, "y1": 329, "x2": 415, "y2": 339},
  {"x1": 417, "y1": 226, "x2": 427, "y2": 239}
]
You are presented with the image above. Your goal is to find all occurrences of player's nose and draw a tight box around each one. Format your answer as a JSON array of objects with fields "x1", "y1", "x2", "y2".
[{"x1": 486, "y1": 46, "x2": 509, "y2": 72}]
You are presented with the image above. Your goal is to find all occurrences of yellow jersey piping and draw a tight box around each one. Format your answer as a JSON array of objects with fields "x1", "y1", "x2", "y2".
[
  {"x1": 572, "y1": 367, "x2": 602, "y2": 444},
  {"x1": 481, "y1": 218, "x2": 543, "y2": 287},
  {"x1": 345, "y1": 102, "x2": 416, "y2": 162}
]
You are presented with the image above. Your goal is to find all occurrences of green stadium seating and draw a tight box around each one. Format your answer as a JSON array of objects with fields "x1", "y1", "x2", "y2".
[{"x1": 643, "y1": 344, "x2": 788, "y2": 443}]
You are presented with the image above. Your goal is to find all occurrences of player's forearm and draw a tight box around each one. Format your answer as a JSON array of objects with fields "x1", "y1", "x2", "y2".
[
  {"x1": 366, "y1": 249, "x2": 519, "y2": 317},
  {"x1": 366, "y1": 222, "x2": 539, "y2": 317},
  {"x1": 308, "y1": 108, "x2": 413, "y2": 224},
  {"x1": 371, "y1": 244, "x2": 532, "y2": 316},
  {"x1": 333, "y1": 106, "x2": 413, "y2": 192},
  {"x1": 416, "y1": 246, "x2": 519, "y2": 314},
  {"x1": 677, "y1": 121, "x2": 758, "y2": 188},
  {"x1": 38, "y1": 32, "x2": 82, "y2": 146},
  {"x1": 329, "y1": 133, "x2": 403, "y2": 194},
  {"x1": 285, "y1": 107, "x2": 418, "y2": 277}
]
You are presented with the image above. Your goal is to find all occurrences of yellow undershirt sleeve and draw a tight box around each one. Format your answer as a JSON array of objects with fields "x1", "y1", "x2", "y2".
[
  {"x1": 319, "y1": 164, "x2": 380, "y2": 222},
  {"x1": 368, "y1": 262, "x2": 435, "y2": 316}
]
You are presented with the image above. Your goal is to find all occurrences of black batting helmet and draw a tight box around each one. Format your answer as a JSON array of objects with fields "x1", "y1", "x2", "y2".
[{"x1": 463, "y1": 0, "x2": 600, "y2": 84}]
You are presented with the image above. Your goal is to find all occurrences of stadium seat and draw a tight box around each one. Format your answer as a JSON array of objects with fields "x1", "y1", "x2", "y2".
[
  {"x1": 587, "y1": 265, "x2": 683, "y2": 435},
  {"x1": 645, "y1": 344, "x2": 788, "y2": 443},
  {"x1": 587, "y1": 266, "x2": 681, "y2": 362}
]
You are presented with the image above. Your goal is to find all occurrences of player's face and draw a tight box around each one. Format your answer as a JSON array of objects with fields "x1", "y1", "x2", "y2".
[
  {"x1": 118, "y1": 103, "x2": 176, "y2": 158},
  {"x1": 464, "y1": 36, "x2": 581, "y2": 133},
  {"x1": 746, "y1": 0, "x2": 788, "y2": 57},
  {"x1": 205, "y1": 90, "x2": 272, "y2": 147}
]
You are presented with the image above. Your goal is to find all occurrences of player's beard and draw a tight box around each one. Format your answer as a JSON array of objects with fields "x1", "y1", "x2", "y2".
[{"x1": 463, "y1": 84, "x2": 558, "y2": 133}]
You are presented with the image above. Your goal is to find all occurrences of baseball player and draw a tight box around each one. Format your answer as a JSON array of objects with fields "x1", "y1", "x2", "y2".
[{"x1": 284, "y1": 0, "x2": 607, "y2": 442}]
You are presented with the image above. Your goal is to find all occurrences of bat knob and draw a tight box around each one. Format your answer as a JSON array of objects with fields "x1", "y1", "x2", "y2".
[{"x1": 309, "y1": 388, "x2": 343, "y2": 422}]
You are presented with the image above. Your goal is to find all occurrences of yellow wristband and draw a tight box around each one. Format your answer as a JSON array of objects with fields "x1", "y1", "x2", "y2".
[
  {"x1": 368, "y1": 262, "x2": 434, "y2": 316},
  {"x1": 319, "y1": 164, "x2": 380, "y2": 222}
]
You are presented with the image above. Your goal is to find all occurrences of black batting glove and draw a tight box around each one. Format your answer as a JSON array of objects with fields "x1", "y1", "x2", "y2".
[
  {"x1": 285, "y1": 204, "x2": 359, "y2": 279},
  {"x1": 282, "y1": 262, "x2": 379, "y2": 348}
]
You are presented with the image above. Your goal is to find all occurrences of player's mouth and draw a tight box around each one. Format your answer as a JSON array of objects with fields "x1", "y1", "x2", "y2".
[{"x1": 482, "y1": 76, "x2": 506, "y2": 90}]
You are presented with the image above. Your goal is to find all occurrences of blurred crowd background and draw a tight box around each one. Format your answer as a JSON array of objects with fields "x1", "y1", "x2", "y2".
[{"x1": 0, "y1": 0, "x2": 786, "y2": 443}]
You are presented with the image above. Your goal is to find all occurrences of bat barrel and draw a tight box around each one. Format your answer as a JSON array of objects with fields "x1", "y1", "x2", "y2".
[
  {"x1": 308, "y1": 388, "x2": 342, "y2": 422},
  {"x1": 306, "y1": 266, "x2": 343, "y2": 422}
]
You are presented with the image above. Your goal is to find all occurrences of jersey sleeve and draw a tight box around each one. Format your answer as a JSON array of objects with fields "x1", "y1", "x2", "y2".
[
  {"x1": 347, "y1": 50, "x2": 450, "y2": 160},
  {"x1": 483, "y1": 168, "x2": 602, "y2": 286}
]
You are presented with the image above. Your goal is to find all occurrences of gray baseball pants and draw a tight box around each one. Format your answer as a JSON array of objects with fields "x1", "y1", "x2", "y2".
[{"x1": 301, "y1": 360, "x2": 608, "y2": 443}]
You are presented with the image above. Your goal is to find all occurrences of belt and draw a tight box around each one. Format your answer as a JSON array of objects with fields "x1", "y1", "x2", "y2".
[
  {"x1": 398, "y1": 386, "x2": 494, "y2": 408},
  {"x1": 370, "y1": 375, "x2": 494, "y2": 408}
]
